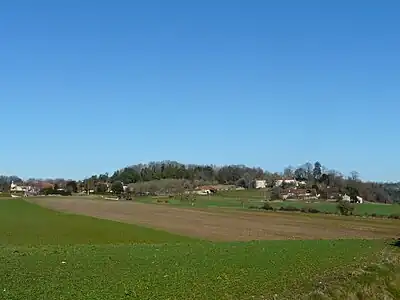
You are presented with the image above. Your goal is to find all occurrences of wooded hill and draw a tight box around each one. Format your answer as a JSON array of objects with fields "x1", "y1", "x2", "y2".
[{"x1": 85, "y1": 161, "x2": 399, "y2": 203}]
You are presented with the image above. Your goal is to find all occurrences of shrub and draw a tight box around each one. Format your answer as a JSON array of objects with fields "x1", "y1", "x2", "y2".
[
  {"x1": 41, "y1": 188, "x2": 71, "y2": 196},
  {"x1": 261, "y1": 202, "x2": 274, "y2": 211},
  {"x1": 156, "y1": 199, "x2": 169, "y2": 204},
  {"x1": 308, "y1": 208, "x2": 320, "y2": 214},
  {"x1": 119, "y1": 193, "x2": 133, "y2": 201},
  {"x1": 388, "y1": 213, "x2": 400, "y2": 220},
  {"x1": 279, "y1": 205, "x2": 300, "y2": 212},
  {"x1": 248, "y1": 205, "x2": 259, "y2": 210},
  {"x1": 58, "y1": 190, "x2": 72, "y2": 196},
  {"x1": 337, "y1": 201, "x2": 355, "y2": 216},
  {"x1": 300, "y1": 207, "x2": 320, "y2": 214}
]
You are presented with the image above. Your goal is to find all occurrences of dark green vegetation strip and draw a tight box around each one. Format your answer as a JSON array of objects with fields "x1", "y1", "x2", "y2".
[
  {"x1": 0, "y1": 240, "x2": 385, "y2": 300},
  {"x1": 0, "y1": 200, "x2": 194, "y2": 245}
]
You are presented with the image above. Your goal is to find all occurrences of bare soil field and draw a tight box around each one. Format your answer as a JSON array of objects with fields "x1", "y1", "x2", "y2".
[{"x1": 28, "y1": 197, "x2": 399, "y2": 241}]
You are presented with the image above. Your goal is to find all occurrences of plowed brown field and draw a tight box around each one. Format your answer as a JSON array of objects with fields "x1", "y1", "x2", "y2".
[{"x1": 28, "y1": 197, "x2": 399, "y2": 241}]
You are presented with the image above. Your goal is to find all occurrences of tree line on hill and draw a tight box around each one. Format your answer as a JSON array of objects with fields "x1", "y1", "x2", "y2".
[
  {"x1": 1, "y1": 161, "x2": 399, "y2": 203},
  {"x1": 77, "y1": 161, "x2": 399, "y2": 203}
]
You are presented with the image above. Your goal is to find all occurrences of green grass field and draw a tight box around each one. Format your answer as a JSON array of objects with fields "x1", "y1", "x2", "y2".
[
  {"x1": 0, "y1": 199, "x2": 399, "y2": 299},
  {"x1": 0, "y1": 200, "x2": 194, "y2": 245},
  {"x1": 270, "y1": 200, "x2": 400, "y2": 216},
  {"x1": 0, "y1": 239, "x2": 387, "y2": 300},
  {"x1": 133, "y1": 189, "x2": 400, "y2": 217}
]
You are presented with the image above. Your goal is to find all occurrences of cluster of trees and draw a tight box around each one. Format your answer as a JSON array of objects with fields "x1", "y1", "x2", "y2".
[
  {"x1": 110, "y1": 161, "x2": 266, "y2": 187},
  {"x1": 382, "y1": 182, "x2": 400, "y2": 203},
  {"x1": 127, "y1": 179, "x2": 195, "y2": 195},
  {"x1": 81, "y1": 161, "x2": 267, "y2": 192}
]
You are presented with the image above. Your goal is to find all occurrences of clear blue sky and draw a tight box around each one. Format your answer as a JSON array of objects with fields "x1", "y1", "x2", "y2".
[{"x1": 1, "y1": 1, "x2": 399, "y2": 181}]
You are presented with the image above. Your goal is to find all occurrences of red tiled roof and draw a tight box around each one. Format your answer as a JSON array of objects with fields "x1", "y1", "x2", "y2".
[{"x1": 35, "y1": 182, "x2": 54, "y2": 189}]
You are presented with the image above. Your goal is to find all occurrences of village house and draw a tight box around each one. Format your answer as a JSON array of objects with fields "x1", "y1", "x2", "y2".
[
  {"x1": 275, "y1": 179, "x2": 307, "y2": 188},
  {"x1": 9, "y1": 181, "x2": 42, "y2": 196},
  {"x1": 10, "y1": 181, "x2": 26, "y2": 192},
  {"x1": 254, "y1": 180, "x2": 266, "y2": 189},
  {"x1": 282, "y1": 188, "x2": 319, "y2": 200},
  {"x1": 342, "y1": 194, "x2": 363, "y2": 204}
]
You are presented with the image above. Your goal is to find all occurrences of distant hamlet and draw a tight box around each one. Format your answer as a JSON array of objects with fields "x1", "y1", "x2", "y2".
[{"x1": 1, "y1": 161, "x2": 399, "y2": 203}]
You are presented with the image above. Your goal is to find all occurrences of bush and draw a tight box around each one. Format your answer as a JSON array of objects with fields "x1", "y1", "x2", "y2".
[
  {"x1": 41, "y1": 188, "x2": 71, "y2": 196},
  {"x1": 119, "y1": 193, "x2": 133, "y2": 201},
  {"x1": 337, "y1": 201, "x2": 355, "y2": 216},
  {"x1": 58, "y1": 190, "x2": 72, "y2": 196},
  {"x1": 156, "y1": 199, "x2": 169, "y2": 204},
  {"x1": 261, "y1": 202, "x2": 274, "y2": 211},
  {"x1": 388, "y1": 213, "x2": 400, "y2": 220},
  {"x1": 248, "y1": 205, "x2": 259, "y2": 210},
  {"x1": 279, "y1": 205, "x2": 300, "y2": 212},
  {"x1": 300, "y1": 207, "x2": 321, "y2": 214}
]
